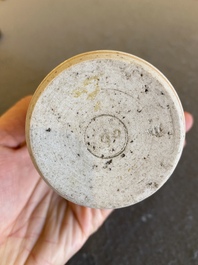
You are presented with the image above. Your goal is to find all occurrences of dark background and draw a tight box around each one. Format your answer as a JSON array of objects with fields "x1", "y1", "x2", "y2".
[{"x1": 0, "y1": 1, "x2": 197, "y2": 264}]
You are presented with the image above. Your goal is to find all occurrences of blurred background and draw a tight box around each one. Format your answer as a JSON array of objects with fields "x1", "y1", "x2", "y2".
[{"x1": 0, "y1": 0, "x2": 197, "y2": 264}]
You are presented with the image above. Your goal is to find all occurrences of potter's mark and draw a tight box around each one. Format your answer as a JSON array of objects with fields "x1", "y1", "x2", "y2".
[{"x1": 85, "y1": 114, "x2": 128, "y2": 159}]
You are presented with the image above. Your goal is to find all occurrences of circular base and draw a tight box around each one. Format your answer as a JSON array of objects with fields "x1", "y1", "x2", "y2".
[{"x1": 26, "y1": 50, "x2": 185, "y2": 209}]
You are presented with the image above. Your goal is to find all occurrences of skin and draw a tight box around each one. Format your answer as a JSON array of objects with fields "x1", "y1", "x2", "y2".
[{"x1": 0, "y1": 96, "x2": 194, "y2": 265}]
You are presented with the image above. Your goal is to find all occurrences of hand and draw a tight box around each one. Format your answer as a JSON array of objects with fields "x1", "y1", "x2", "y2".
[{"x1": 0, "y1": 97, "x2": 194, "y2": 265}]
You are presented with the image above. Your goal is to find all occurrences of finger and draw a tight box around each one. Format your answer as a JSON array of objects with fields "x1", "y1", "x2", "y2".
[
  {"x1": 184, "y1": 112, "x2": 194, "y2": 133},
  {"x1": 0, "y1": 96, "x2": 32, "y2": 148},
  {"x1": 184, "y1": 111, "x2": 193, "y2": 146}
]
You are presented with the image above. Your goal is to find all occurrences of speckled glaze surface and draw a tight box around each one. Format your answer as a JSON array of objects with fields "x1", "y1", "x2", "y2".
[{"x1": 26, "y1": 50, "x2": 185, "y2": 209}]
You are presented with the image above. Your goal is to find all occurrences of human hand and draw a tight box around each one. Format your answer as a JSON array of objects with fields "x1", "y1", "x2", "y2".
[{"x1": 0, "y1": 96, "x2": 194, "y2": 265}]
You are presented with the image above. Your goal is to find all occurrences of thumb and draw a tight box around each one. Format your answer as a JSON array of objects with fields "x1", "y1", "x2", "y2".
[{"x1": 0, "y1": 96, "x2": 32, "y2": 148}]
